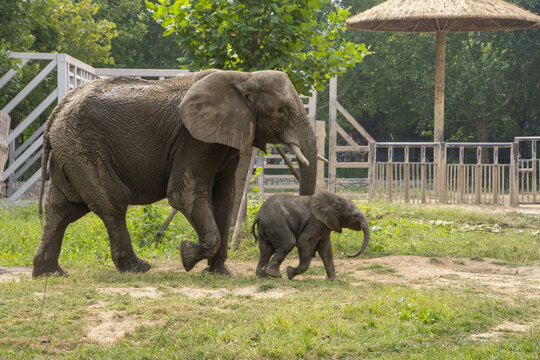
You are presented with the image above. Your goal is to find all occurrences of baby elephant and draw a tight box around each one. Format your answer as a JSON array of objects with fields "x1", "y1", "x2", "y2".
[{"x1": 251, "y1": 191, "x2": 370, "y2": 280}]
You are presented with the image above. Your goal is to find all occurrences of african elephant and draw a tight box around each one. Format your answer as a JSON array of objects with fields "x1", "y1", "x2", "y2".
[
  {"x1": 33, "y1": 69, "x2": 318, "y2": 277},
  {"x1": 251, "y1": 191, "x2": 370, "y2": 280}
]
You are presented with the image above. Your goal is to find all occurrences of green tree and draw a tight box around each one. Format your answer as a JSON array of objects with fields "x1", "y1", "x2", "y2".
[
  {"x1": 334, "y1": 0, "x2": 539, "y2": 142},
  {"x1": 94, "y1": 0, "x2": 180, "y2": 68},
  {"x1": 147, "y1": 0, "x2": 369, "y2": 95}
]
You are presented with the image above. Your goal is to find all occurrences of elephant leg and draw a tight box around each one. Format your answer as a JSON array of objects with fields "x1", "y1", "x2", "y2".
[
  {"x1": 63, "y1": 156, "x2": 150, "y2": 273},
  {"x1": 99, "y1": 211, "x2": 151, "y2": 273},
  {"x1": 170, "y1": 195, "x2": 221, "y2": 272},
  {"x1": 286, "y1": 238, "x2": 316, "y2": 280},
  {"x1": 265, "y1": 232, "x2": 295, "y2": 278},
  {"x1": 255, "y1": 239, "x2": 275, "y2": 278},
  {"x1": 33, "y1": 181, "x2": 89, "y2": 277},
  {"x1": 205, "y1": 175, "x2": 236, "y2": 276},
  {"x1": 316, "y1": 236, "x2": 337, "y2": 280}
]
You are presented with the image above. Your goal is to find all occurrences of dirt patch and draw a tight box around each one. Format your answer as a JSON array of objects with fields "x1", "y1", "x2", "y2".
[
  {"x1": 0, "y1": 267, "x2": 31, "y2": 283},
  {"x1": 96, "y1": 287, "x2": 162, "y2": 299},
  {"x1": 232, "y1": 285, "x2": 298, "y2": 298},
  {"x1": 469, "y1": 320, "x2": 535, "y2": 341},
  {"x1": 171, "y1": 285, "x2": 298, "y2": 299},
  {"x1": 86, "y1": 310, "x2": 140, "y2": 345},
  {"x1": 172, "y1": 287, "x2": 230, "y2": 299},
  {"x1": 346, "y1": 256, "x2": 540, "y2": 299}
]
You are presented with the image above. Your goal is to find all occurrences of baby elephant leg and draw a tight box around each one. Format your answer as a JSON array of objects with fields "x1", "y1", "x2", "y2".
[
  {"x1": 265, "y1": 232, "x2": 295, "y2": 278},
  {"x1": 286, "y1": 238, "x2": 316, "y2": 280},
  {"x1": 255, "y1": 239, "x2": 275, "y2": 278},
  {"x1": 316, "y1": 236, "x2": 338, "y2": 280}
]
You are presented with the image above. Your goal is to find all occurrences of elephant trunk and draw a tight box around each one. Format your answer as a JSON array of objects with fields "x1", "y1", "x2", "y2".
[
  {"x1": 283, "y1": 118, "x2": 317, "y2": 196},
  {"x1": 347, "y1": 218, "x2": 370, "y2": 258}
]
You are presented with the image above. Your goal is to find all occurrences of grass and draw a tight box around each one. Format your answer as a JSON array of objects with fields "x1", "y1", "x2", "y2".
[{"x1": 0, "y1": 199, "x2": 539, "y2": 359}]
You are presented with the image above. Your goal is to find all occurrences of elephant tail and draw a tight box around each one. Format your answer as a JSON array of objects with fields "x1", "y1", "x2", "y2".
[
  {"x1": 38, "y1": 120, "x2": 53, "y2": 216},
  {"x1": 251, "y1": 216, "x2": 260, "y2": 243},
  {"x1": 347, "y1": 219, "x2": 370, "y2": 258}
]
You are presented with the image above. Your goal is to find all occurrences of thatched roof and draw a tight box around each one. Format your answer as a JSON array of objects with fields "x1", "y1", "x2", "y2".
[{"x1": 346, "y1": 0, "x2": 540, "y2": 33}]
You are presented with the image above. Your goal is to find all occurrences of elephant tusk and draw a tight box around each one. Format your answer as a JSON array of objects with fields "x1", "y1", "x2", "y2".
[
  {"x1": 291, "y1": 144, "x2": 309, "y2": 167},
  {"x1": 317, "y1": 154, "x2": 329, "y2": 163}
]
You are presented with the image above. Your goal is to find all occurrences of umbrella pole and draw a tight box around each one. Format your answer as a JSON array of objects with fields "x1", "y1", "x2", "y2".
[{"x1": 434, "y1": 31, "x2": 446, "y2": 143}]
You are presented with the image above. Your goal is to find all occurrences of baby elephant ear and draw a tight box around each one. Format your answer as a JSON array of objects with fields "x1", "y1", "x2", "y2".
[
  {"x1": 179, "y1": 71, "x2": 255, "y2": 152},
  {"x1": 311, "y1": 191, "x2": 342, "y2": 233}
]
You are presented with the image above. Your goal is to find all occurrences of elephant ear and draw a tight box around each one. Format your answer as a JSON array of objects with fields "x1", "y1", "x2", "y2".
[
  {"x1": 179, "y1": 71, "x2": 255, "y2": 152},
  {"x1": 311, "y1": 191, "x2": 343, "y2": 233}
]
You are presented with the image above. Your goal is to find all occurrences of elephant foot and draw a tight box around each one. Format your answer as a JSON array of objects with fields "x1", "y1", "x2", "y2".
[
  {"x1": 203, "y1": 264, "x2": 233, "y2": 277},
  {"x1": 326, "y1": 275, "x2": 338, "y2": 281},
  {"x1": 264, "y1": 265, "x2": 282, "y2": 278},
  {"x1": 116, "y1": 256, "x2": 151, "y2": 273},
  {"x1": 255, "y1": 269, "x2": 270, "y2": 278},
  {"x1": 286, "y1": 266, "x2": 296, "y2": 280},
  {"x1": 32, "y1": 264, "x2": 69, "y2": 278},
  {"x1": 180, "y1": 241, "x2": 206, "y2": 272}
]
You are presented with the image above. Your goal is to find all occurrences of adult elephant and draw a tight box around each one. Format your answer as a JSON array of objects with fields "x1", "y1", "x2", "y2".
[{"x1": 33, "y1": 69, "x2": 317, "y2": 277}]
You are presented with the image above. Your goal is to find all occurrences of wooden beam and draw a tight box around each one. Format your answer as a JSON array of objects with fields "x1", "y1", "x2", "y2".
[
  {"x1": 434, "y1": 31, "x2": 446, "y2": 143},
  {"x1": 336, "y1": 124, "x2": 358, "y2": 147},
  {"x1": 0, "y1": 112, "x2": 10, "y2": 184},
  {"x1": 231, "y1": 148, "x2": 258, "y2": 249},
  {"x1": 336, "y1": 102, "x2": 375, "y2": 143}
]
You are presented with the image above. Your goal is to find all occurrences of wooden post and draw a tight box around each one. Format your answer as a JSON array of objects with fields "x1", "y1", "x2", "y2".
[
  {"x1": 532, "y1": 140, "x2": 537, "y2": 203},
  {"x1": 256, "y1": 154, "x2": 264, "y2": 196},
  {"x1": 438, "y1": 143, "x2": 447, "y2": 203},
  {"x1": 434, "y1": 31, "x2": 446, "y2": 143},
  {"x1": 308, "y1": 90, "x2": 317, "y2": 130},
  {"x1": 404, "y1": 146, "x2": 410, "y2": 203},
  {"x1": 7, "y1": 139, "x2": 15, "y2": 195},
  {"x1": 316, "y1": 120, "x2": 326, "y2": 191},
  {"x1": 493, "y1": 147, "x2": 499, "y2": 204},
  {"x1": 328, "y1": 77, "x2": 337, "y2": 193},
  {"x1": 386, "y1": 147, "x2": 393, "y2": 201},
  {"x1": 0, "y1": 112, "x2": 10, "y2": 188},
  {"x1": 57, "y1": 54, "x2": 69, "y2": 100},
  {"x1": 368, "y1": 142, "x2": 376, "y2": 199},
  {"x1": 421, "y1": 146, "x2": 426, "y2": 203},
  {"x1": 510, "y1": 142, "x2": 519, "y2": 207},
  {"x1": 458, "y1": 146, "x2": 465, "y2": 202},
  {"x1": 475, "y1": 147, "x2": 482, "y2": 204},
  {"x1": 231, "y1": 148, "x2": 258, "y2": 249}
]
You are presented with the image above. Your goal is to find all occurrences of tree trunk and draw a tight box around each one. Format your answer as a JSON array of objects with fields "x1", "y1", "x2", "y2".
[{"x1": 0, "y1": 112, "x2": 10, "y2": 186}]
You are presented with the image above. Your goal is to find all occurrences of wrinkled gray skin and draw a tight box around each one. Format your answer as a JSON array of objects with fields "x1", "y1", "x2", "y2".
[
  {"x1": 33, "y1": 70, "x2": 318, "y2": 277},
  {"x1": 252, "y1": 191, "x2": 370, "y2": 280}
]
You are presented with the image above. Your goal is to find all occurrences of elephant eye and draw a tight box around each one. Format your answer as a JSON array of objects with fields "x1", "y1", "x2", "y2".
[{"x1": 278, "y1": 106, "x2": 287, "y2": 114}]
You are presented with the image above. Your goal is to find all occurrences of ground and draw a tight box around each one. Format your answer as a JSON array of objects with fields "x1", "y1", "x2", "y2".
[
  {"x1": 1, "y1": 201, "x2": 539, "y2": 358},
  {"x1": 2, "y1": 255, "x2": 538, "y2": 348}
]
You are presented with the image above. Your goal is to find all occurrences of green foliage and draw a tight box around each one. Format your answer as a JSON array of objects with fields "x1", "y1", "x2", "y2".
[
  {"x1": 147, "y1": 0, "x2": 370, "y2": 94},
  {"x1": 94, "y1": 0, "x2": 180, "y2": 68},
  {"x1": 0, "y1": 0, "x2": 118, "y2": 67},
  {"x1": 332, "y1": 0, "x2": 539, "y2": 142}
]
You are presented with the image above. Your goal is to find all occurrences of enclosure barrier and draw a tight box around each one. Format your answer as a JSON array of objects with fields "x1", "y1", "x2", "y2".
[{"x1": 1, "y1": 54, "x2": 538, "y2": 206}]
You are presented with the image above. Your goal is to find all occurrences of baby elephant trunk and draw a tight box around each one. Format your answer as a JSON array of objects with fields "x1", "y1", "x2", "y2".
[{"x1": 347, "y1": 219, "x2": 370, "y2": 258}]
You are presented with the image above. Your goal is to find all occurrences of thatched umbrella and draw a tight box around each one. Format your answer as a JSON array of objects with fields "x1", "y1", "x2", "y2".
[{"x1": 346, "y1": 0, "x2": 540, "y2": 142}]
